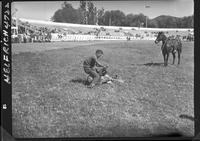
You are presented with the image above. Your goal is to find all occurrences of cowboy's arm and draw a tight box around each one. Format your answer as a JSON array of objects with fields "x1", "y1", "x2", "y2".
[{"x1": 96, "y1": 61, "x2": 106, "y2": 68}]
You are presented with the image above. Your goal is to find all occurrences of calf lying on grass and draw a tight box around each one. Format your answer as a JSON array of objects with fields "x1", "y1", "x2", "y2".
[{"x1": 87, "y1": 67, "x2": 124, "y2": 88}]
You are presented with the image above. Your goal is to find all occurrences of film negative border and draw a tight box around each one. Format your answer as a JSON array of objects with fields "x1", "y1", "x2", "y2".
[
  {"x1": 1, "y1": 0, "x2": 12, "y2": 139},
  {"x1": 194, "y1": 0, "x2": 200, "y2": 140},
  {"x1": 1, "y1": 0, "x2": 200, "y2": 140}
]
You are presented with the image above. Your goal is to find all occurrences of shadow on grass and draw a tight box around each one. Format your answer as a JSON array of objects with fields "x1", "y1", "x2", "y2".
[
  {"x1": 179, "y1": 114, "x2": 194, "y2": 121},
  {"x1": 69, "y1": 77, "x2": 90, "y2": 86},
  {"x1": 143, "y1": 62, "x2": 164, "y2": 66},
  {"x1": 153, "y1": 132, "x2": 184, "y2": 137},
  {"x1": 134, "y1": 62, "x2": 164, "y2": 67}
]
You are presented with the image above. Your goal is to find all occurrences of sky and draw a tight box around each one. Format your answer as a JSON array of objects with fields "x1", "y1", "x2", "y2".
[{"x1": 12, "y1": 0, "x2": 194, "y2": 21}]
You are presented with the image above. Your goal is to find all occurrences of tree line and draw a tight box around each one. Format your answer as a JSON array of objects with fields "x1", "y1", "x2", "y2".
[{"x1": 51, "y1": 1, "x2": 193, "y2": 28}]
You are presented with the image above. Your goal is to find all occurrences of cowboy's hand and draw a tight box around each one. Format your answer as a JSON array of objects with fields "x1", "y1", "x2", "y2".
[{"x1": 104, "y1": 65, "x2": 109, "y2": 69}]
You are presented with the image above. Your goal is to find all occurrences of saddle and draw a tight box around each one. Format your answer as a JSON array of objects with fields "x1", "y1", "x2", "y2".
[{"x1": 162, "y1": 37, "x2": 179, "y2": 53}]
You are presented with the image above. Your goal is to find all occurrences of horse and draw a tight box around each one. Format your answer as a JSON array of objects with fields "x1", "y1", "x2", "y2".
[{"x1": 155, "y1": 32, "x2": 182, "y2": 66}]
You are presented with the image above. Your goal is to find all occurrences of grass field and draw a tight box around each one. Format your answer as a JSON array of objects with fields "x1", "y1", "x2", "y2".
[{"x1": 12, "y1": 40, "x2": 194, "y2": 137}]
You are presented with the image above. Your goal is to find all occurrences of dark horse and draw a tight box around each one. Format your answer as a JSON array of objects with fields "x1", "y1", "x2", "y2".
[{"x1": 155, "y1": 32, "x2": 182, "y2": 66}]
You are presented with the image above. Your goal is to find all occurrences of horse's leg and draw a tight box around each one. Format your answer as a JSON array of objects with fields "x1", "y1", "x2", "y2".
[
  {"x1": 178, "y1": 50, "x2": 181, "y2": 65},
  {"x1": 165, "y1": 53, "x2": 169, "y2": 66},
  {"x1": 172, "y1": 52, "x2": 176, "y2": 65},
  {"x1": 162, "y1": 51, "x2": 166, "y2": 66}
]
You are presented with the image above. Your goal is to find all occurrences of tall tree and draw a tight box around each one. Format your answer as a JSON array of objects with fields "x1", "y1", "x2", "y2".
[
  {"x1": 110, "y1": 10, "x2": 126, "y2": 26},
  {"x1": 101, "y1": 10, "x2": 126, "y2": 26},
  {"x1": 97, "y1": 8, "x2": 105, "y2": 25},
  {"x1": 87, "y1": 1, "x2": 95, "y2": 25},
  {"x1": 79, "y1": 1, "x2": 87, "y2": 24},
  {"x1": 80, "y1": 0, "x2": 86, "y2": 11},
  {"x1": 125, "y1": 13, "x2": 148, "y2": 27},
  {"x1": 51, "y1": 2, "x2": 83, "y2": 24}
]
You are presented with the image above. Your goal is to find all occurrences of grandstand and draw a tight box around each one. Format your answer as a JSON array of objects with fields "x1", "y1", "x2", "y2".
[{"x1": 11, "y1": 17, "x2": 194, "y2": 43}]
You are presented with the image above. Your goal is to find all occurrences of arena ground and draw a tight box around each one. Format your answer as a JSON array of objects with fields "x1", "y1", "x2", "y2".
[{"x1": 12, "y1": 40, "x2": 194, "y2": 137}]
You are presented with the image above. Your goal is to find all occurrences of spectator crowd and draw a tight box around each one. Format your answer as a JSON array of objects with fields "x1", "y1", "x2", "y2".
[{"x1": 11, "y1": 19, "x2": 194, "y2": 43}]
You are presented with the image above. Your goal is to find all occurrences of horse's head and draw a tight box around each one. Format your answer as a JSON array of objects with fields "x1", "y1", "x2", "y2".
[{"x1": 155, "y1": 32, "x2": 165, "y2": 44}]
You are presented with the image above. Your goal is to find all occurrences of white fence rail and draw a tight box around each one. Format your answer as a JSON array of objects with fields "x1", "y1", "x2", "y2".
[{"x1": 51, "y1": 33, "x2": 156, "y2": 42}]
